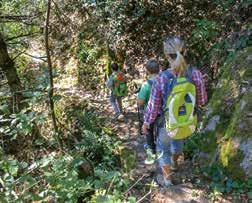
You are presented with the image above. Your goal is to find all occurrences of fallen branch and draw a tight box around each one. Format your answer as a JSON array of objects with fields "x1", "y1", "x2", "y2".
[
  {"x1": 124, "y1": 174, "x2": 147, "y2": 195},
  {"x1": 136, "y1": 189, "x2": 152, "y2": 203},
  {"x1": 106, "y1": 176, "x2": 116, "y2": 195}
]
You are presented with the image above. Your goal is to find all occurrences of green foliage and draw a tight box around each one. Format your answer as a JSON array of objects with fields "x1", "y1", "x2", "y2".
[
  {"x1": 0, "y1": 108, "x2": 45, "y2": 140},
  {"x1": 190, "y1": 19, "x2": 221, "y2": 60},
  {"x1": 0, "y1": 0, "x2": 251, "y2": 202},
  {"x1": 0, "y1": 0, "x2": 45, "y2": 61},
  {"x1": 184, "y1": 132, "x2": 217, "y2": 157},
  {"x1": 192, "y1": 19, "x2": 220, "y2": 42},
  {"x1": 76, "y1": 32, "x2": 105, "y2": 89},
  {"x1": 0, "y1": 120, "x2": 133, "y2": 202},
  {"x1": 199, "y1": 165, "x2": 251, "y2": 201}
]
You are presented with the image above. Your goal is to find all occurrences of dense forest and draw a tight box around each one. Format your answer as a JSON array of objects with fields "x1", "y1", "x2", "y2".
[{"x1": 0, "y1": 0, "x2": 251, "y2": 202}]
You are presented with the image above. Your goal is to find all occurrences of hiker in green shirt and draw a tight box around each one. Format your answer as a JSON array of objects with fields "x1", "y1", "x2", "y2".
[
  {"x1": 137, "y1": 59, "x2": 159, "y2": 164},
  {"x1": 106, "y1": 63, "x2": 128, "y2": 121}
]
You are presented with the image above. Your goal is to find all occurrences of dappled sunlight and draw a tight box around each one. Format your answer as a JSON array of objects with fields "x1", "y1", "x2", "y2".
[{"x1": 0, "y1": 0, "x2": 250, "y2": 202}]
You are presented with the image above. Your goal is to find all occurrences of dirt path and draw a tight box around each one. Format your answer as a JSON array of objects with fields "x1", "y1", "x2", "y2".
[
  {"x1": 58, "y1": 87, "x2": 231, "y2": 203},
  {"x1": 88, "y1": 92, "x2": 215, "y2": 203}
]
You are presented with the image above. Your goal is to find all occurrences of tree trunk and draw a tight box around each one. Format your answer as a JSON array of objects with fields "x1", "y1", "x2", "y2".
[
  {"x1": 45, "y1": 0, "x2": 62, "y2": 148},
  {"x1": 0, "y1": 33, "x2": 25, "y2": 111}
]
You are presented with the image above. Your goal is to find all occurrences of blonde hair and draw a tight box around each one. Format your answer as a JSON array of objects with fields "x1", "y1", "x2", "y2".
[{"x1": 163, "y1": 37, "x2": 187, "y2": 76}]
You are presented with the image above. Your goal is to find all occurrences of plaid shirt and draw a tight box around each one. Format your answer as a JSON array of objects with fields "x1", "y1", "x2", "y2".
[{"x1": 144, "y1": 68, "x2": 208, "y2": 125}]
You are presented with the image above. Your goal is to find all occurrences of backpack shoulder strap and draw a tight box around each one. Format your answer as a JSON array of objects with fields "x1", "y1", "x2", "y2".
[
  {"x1": 162, "y1": 70, "x2": 176, "y2": 111},
  {"x1": 185, "y1": 65, "x2": 195, "y2": 84},
  {"x1": 147, "y1": 79, "x2": 153, "y2": 86}
]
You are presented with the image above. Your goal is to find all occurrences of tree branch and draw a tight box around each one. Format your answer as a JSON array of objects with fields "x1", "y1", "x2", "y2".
[
  {"x1": 23, "y1": 53, "x2": 47, "y2": 62},
  {"x1": 12, "y1": 50, "x2": 26, "y2": 61},
  {"x1": 0, "y1": 13, "x2": 43, "y2": 21},
  {"x1": 12, "y1": 50, "x2": 47, "y2": 62},
  {"x1": 6, "y1": 31, "x2": 41, "y2": 41},
  {"x1": 45, "y1": 0, "x2": 62, "y2": 148}
]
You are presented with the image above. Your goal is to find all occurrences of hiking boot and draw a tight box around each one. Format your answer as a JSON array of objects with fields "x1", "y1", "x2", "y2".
[
  {"x1": 155, "y1": 174, "x2": 173, "y2": 188},
  {"x1": 144, "y1": 144, "x2": 156, "y2": 153},
  {"x1": 144, "y1": 143, "x2": 149, "y2": 150},
  {"x1": 144, "y1": 148, "x2": 156, "y2": 165},
  {"x1": 164, "y1": 178, "x2": 173, "y2": 187},
  {"x1": 155, "y1": 174, "x2": 164, "y2": 187},
  {"x1": 156, "y1": 151, "x2": 163, "y2": 160}
]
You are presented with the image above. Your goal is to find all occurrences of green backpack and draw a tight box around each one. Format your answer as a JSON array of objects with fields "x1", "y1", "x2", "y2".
[
  {"x1": 113, "y1": 72, "x2": 128, "y2": 97},
  {"x1": 164, "y1": 67, "x2": 197, "y2": 139}
]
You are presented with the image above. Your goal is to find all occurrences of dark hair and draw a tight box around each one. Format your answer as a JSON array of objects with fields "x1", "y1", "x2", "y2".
[
  {"x1": 110, "y1": 63, "x2": 119, "y2": 71},
  {"x1": 146, "y1": 59, "x2": 159, "y2": 74},
  {"x1": 158, "y1": 58, "x2": 169, "y2": 71}
]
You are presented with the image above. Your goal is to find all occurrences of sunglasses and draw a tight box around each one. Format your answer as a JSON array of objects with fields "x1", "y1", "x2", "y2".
[{"x1": 167, "y1": 53, "x2": 177, "y2": 60}]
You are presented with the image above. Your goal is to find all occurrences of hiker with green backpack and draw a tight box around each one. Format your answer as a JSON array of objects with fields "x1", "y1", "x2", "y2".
[
  {"x1": 106, "y1": 63, "x2": 128, "y2": 120},
  {"x1": 142, "y1": 37, "x2": 208, "y2": 187},
  {"x1": 137, "y1": 59, "x2": 160, "y2": 165}
]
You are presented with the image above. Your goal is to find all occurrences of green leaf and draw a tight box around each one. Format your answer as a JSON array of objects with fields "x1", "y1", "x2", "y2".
[
  {"x1": 52, "y1": 95, "x2": 62, "y2": 102},
  {"x1": 128, "y1": 196, "x2": 136, "y2": 203},
  {"x1": 7, "y1": 159, "x2": 19, "y2": 177},
  {"x1": 0, "y1": 104, "x2": 9, "y2": 114},
  {"x1": 247, "y1": 191, "x2": 252, "y2": 199}
]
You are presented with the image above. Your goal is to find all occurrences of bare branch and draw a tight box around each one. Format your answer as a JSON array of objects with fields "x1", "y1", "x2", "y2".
[
  {"x1": 12, "y1": 50, "x2": 26, "y2": 61},
  {"x1": 0, "y1": 13, "x2": 43, "y2": 21},
  {"x1": 12, "y1": 50, "x2": 47, "y2": 62},
  {"x1": 23, "y1": 53, "x2": 47, "y2": 62},
  {"x1": 124, "y1": 174, "x2": 147, "y2": 195},
  {"x1": 136, "y1": 189, "x2": 152, "y2": 203},
  {"x1": 6, "y1": 31, "x2": 41, "y2": 41}
]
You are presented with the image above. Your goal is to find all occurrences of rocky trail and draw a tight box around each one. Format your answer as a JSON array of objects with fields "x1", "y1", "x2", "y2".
[
  {"x1": 97, "y1": 94, "x2": 212, "y2": 203},
  {"x1": 57, "y1": 87, "x2": 235, "y2": 203}
]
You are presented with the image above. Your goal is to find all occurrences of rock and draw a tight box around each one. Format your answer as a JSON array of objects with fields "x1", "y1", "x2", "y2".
[
  {"x1": 246, "y1": 54, "x2": 252, "y2": 61},
  {"x1": 240, "y1": 139, "x2": 252, "y2": 177},
  {"x1": 199, "y1": 46, "x2": 252, "y2": 180},
  {"x1": 77, "y1": 160, "x2": 94, "y2": 179},
  {"x1": 240, "y1": 99, "x2": 247, "y2": 110},
  {"x1": 205, "y1": 107, "x2": 213, "y2": 118},
  {"x1": 204, "y1": 115, "x2": 220, "y2": 132},
  {"x1": 152, "y1": 183, "x2": 209, "y2": 203}
]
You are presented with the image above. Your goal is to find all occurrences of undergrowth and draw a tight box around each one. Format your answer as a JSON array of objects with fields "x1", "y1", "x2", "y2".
[{"x1": 0, "y1": 100, "x2": 137, "y2": 202}]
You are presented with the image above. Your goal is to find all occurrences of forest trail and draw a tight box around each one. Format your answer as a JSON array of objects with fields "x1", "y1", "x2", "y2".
[
  {"x1": 97, "y1": 94, "x2": 211, "y2": 203},
  {"x1": 58, "y1": 87, "x2": 232, "y2": 203}
]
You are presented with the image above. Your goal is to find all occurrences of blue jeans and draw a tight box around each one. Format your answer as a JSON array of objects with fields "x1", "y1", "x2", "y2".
[
  {"x1": 110, "y1": 93, "x2": 122, "y2": 115},
  {"x1": 156, "y1": 128, "x2": 184, "y2": 167}
]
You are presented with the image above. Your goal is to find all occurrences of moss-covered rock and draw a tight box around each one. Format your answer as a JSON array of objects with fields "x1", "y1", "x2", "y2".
[
  {"x1": 220, "y1": 138, "x2": 246, "y2": 180},
  {"x1": 201, "y1": 46, "x2": 252, "y2": 180}
]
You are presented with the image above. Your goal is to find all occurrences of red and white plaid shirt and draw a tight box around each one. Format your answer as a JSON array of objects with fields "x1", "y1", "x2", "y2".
[{"x1": 144, "y1": 68, "x2": 208, "y2": 125}]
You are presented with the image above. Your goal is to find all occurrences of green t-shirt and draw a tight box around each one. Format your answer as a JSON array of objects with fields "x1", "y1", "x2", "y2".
[{"x1": 137, "y1": 76, "x2": 155, "y2": 109}]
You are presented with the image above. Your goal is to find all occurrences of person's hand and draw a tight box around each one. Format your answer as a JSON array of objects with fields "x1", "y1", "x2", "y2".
[{"x1": 142, "y1": 123, "x2": 149, "y2": 135}]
